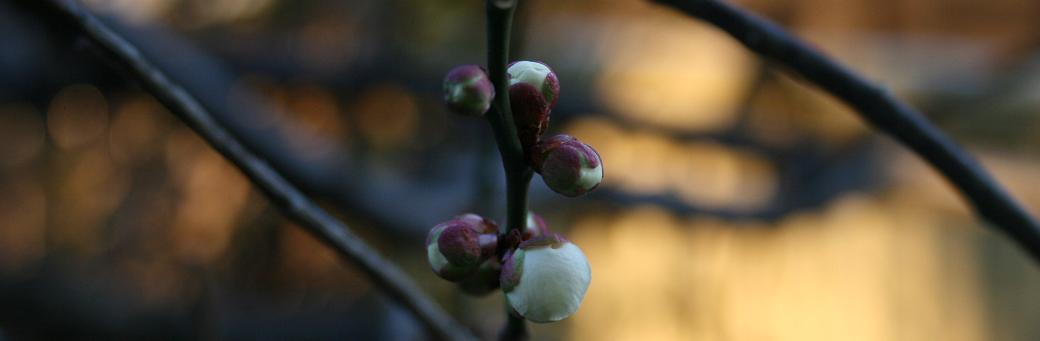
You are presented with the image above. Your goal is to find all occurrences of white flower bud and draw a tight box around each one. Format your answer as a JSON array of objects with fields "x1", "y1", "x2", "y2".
[{"x1": 501, "y1": 234, "x2": 591, "y2": 323}]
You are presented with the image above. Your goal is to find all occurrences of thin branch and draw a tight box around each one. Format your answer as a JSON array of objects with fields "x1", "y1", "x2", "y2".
[
  {"x1": 30, "y1": 0, "x2": 474, "y2": 339},
  {"x1": 485, "y1": 0, "x2": 531, "y2": 339},
  {"x1": 485, "y1": 0, "x2": 534, "y2": 238},
  {"x1": 652, "y1": 0, "x2": 1040, "y2": 262}
]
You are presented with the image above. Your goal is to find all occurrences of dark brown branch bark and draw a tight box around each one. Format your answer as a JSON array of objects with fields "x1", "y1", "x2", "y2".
[
  {"x1": 484, "y1": 0, "x2": 531, "y2": 339},
  {"x1": 485, "y1": 0, "x2": 534, "y2": 240},
  {"x1": 652, "y1": 0, "x2": 1040, "y2": 262},
  {"x1": 30, "y1": 0, "x2": 474, "y2": 339}
]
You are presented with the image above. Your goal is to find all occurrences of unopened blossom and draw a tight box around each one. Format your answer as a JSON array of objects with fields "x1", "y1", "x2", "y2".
[
  {"x1": 426, "y1": 214, "x2": 497, "y2": 281},
  {"x1": 443, "y1": 65, "x2": 495, "y2": 117},
  {"x1": 507, "y1": 61, "x2": 559, "y2": 155},
  {"x1": 501, "y1": 233, "x2": 591, "y2": 323},
  {"x1": 533, "y1": 134, "x2": 603, "y2": 197}
]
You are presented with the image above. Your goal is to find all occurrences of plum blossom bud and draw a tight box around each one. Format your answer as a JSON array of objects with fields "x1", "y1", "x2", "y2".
[
  {"x1": 523, "y1": 212, "x2": 550, "y2": 239},
  {"x1": 443, "y1": 65, "x2": 494, "y2": 117},
  {"x1": 508, "y1": 61, "x2": 559, "y2": 109},
  {"x1": 507, "y1": 61, "x2": 559, "y2": 154},
  {"x1": 426, "y1": 221, "x2": 481, "y2": 281},
  {"x1": 533, "y1": 135, "x2": 603, "y2": 197},
  {"x1": 501, "y1": 233, "x2": 591, "y2": 323}
]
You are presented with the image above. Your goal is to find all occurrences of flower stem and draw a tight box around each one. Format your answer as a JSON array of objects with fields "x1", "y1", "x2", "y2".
[{"x1": 484, "y1": 0, "x2": 531, "y2": 339}]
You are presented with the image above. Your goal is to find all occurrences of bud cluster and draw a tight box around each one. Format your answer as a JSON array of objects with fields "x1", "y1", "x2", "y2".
[
  {"x1": 425, "y1": 212, "x2": 591, "y2": 323},
  {"x1": 437, "y1": 60, "x2": 601, "y2": 324},
  {"x1": 505, "y1": 61, "x2": 603, "y2": 198}
]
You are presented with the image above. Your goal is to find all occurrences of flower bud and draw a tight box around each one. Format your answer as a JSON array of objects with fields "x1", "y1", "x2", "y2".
[
  {"x1": 426, "y1": 221, "x2": 482, "y2": 281},
  {"x1": 507, "y1": 61, "x2": 559, "y2": 155},
  {"x1": 443, "y1": 65, "x2": 494, "y2": 117},
  {"x1": 533, "y1": 135, "x2": 603, "y2": 197},
  {"x1": 501, "y1": 233, "x2": 591, "y2": 323}
]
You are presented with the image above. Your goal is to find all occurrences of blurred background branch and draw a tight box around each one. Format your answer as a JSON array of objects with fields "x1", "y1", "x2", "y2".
[
  {"x1": 16, "y1": 0, "x2": 473, "y2": 339},
  {"x1": 652, "y1": 0, "x2": 1040, "y2": 262}
]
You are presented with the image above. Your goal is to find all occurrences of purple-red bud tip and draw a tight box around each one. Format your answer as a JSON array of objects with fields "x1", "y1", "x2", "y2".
[
  {"x1": 427, "y1": 218, "x2": 487, "y2": 281},
  {"x1": 437, "y1": 223, "x2": 482, "y2": 267},
  {"x1": 510, "y1": 84, "x2": 551, "y2": 154},
  {"x1": 519, "y1": 232, "x2": 569, "y2": 250}
]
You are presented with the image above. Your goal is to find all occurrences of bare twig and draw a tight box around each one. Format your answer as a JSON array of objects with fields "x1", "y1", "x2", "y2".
[
  {"x1": 30, "y1": 0, "x2": 474, "y2": 339},
  {"x1": 652, "y1": 0, "x2": 1040, "y2": 262},
  {"x1": 484, "y1": 0, "x2": 532, "y2": 339},
  {"x1": 485, "y1": 0, "x2": 534, "y2": 239}
]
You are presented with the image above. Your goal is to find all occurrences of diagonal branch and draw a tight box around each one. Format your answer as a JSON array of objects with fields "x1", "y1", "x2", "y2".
[
  {"x1": 652, "y1": 0, "x2": 1040, "y2": 262},
  {"x1": 29, "y1": 0, "x2": 475, "y2": 339}
]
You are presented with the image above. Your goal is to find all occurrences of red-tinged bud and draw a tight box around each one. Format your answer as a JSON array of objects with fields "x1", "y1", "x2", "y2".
[
  {"x1": 443, "y1": 65, "x2": 494, "y2": 117},
  {"x1": 508, "y1": 61, "x2": 559, "y2": 109},
  {"x1": 507, "y1": 61, "x2": 559, "y2": 158},
  {"x1": 426, "y1": 221, "x2": 481, "y2": 281},
  {"x1": 533, "y1": 135, "x2": 603, "y2": 197}
]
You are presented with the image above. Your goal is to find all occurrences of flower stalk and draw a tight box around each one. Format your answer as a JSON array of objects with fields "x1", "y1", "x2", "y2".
[{"x1": 484, "y1": 0, "x2": 533, "y2": 339}]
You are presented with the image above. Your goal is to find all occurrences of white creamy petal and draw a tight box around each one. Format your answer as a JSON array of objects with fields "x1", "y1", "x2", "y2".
[
  {"x1": 506, "y1": 243, "x2": 591, "y2": 322},
  {"x1": 508, "y1": 61, "x2": 550, "y2": 91},
  {"x1": 576, "y1": 163, "x2": 603, "y2": 190}
]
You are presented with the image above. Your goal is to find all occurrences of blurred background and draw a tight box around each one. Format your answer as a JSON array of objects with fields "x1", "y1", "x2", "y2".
[{"x1": 0, "y1": 0, "x2": 1039, "y2": 339}]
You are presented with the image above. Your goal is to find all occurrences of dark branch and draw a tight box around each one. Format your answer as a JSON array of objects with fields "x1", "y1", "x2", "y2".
[
  {"x1": 485, "y1": 0, "x2": 531, "y2": 339},
  {"x1": 485, "y1": 0, "x2": 534, "y2": 240},
  {"x1": 652, "y1": 0, "x2": 1040, "y2": 262},
  {"x1": 28, "y1": 0, "x2": 474, "y2": 339}
]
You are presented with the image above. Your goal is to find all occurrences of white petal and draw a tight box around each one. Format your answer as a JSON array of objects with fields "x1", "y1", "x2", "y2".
[
  {"x1": 427, "y1": 242, "x2": 449, "y2": 271},
  {"x1": 506, "y1": 243, "x2": 591, "y2": 323},
  {"x1": 576, "y1": 163, "x2": 603, "y2": 190},
  {"x1": 508, "y1": 61, "x2": 550, "y2": 91}
]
